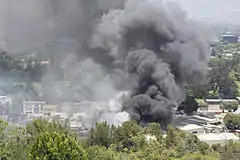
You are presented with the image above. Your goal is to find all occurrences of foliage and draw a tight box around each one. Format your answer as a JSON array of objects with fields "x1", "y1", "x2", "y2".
[
  {"x1": 26, "y1": 119, "x2": 69, "y2": 138},
  {"x1": 0, "y1": 51, "x2": 48, "y2": 81},
  {"x1": 220, "y1": 101, "x2": 239, "y2": 112},
  {"x1": 224, "y1": 114, "x2": 240, "y2": 130},
  {"x1": 28, "y1": 131, "x2": 88, "y2": 160},
  {"x1": 0, "y1": 121, "x2": 28, "y2": 160},
  {"x1": 85, "y1": 146, "x2": 119, "y2": 160},
  {"x1": 178, "y1": 96, "x2": 199, "y2": 115},
  {"x1": 213, "y1": 141, "x2": 240, "y2": 160},
  {"x1": 178, "y1": 152, "x2": 220, "y2": 160},
  {"x1": 1, "y1": 119, "x2": 240, "y2": 159},
  {"x1": 198, "y1": 101, "x2": 209, "y2": 109}
]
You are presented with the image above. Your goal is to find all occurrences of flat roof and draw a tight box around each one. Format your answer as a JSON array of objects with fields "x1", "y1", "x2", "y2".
[
  {"x1": 221, "y1": 35, "x2": 238, "y2": 37},
  {"x1": 192, "y1": 115, "x2": 216, "y2": 122},
  {"x1": 197, "y1": 133, "x2": 239, "y2": 141},
  {"x1": 205, "y1": 99, "x2": 236, "y2": 102},
  {"x1": 179, "y1": 124, "x2": 203, "y2": 131}
]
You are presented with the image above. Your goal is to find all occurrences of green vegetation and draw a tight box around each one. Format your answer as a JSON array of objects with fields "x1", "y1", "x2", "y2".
[
  {"x1": 178, "y1": 96, "x2": 199, "y2": 115},
  {"x1": 220, "y1": 101, "x2": 239, "y2": 113},
  {"x1": 28, "y1": 132, "x2": 88, "y2": 160},
  {"x1": 1, "y1": 119, "x2": 240, "y2": 160},
  {"x1": 224, "y1": 114, "x2": 240, "y2": 130}
]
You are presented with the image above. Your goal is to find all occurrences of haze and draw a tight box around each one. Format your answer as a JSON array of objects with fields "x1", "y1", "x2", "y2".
[{"x1": 173, "y1": 0, "x2": 240, "y2": 24}]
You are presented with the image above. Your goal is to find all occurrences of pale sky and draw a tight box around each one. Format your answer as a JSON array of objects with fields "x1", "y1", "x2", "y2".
[{"x1": 171, "y1": 0, "x2": 240, "y2": 24}]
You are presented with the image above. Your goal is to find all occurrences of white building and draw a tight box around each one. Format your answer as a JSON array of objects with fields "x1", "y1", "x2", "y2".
[
  {"x1": 52, "y1": 112, "x2": 68, "y2": 120},
  {"x1": 197, "y1": 133, "x2": 239, "y2": 146},
  {"x1": 0, "y1": 96, "x2": 12, "y2": 105},
  {"x1": 179, "y1": 124, "x2": 205, "y2": 134},
  {"x1": 0, "y1": 96, "x2": 12, "y2": 115},
  {"x1": 42, "y1": 105, "x2": 57, "y2": 116},
  {"x1": 70, "y1": 121, "x2": 83, "y2": 131},
  {"x1": 23, "y1": 101, "x2": 46, "y2": 115}
]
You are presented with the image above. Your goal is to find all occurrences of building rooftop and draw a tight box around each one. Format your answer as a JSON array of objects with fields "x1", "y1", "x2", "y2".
[
  {"x1": 179, "y1": 124, "x2": 203, "y2": 131},
  {"x1": 197, "y1": 133, "x2": 239, "y2": 141},
  {"x1": 23, "y1": 101, "x2": 46, "y2": 104},
  {"x1": 70, "y1": 122, "x2": 83, "y2": 128}
]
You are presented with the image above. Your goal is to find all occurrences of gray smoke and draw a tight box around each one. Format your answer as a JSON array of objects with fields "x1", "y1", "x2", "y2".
[
  {"x1": 0, "y1": 0, "x2": 210, "y2": 126},
  {"x1": 92, "y1": 0, "x2": 210, "y2": 125}
]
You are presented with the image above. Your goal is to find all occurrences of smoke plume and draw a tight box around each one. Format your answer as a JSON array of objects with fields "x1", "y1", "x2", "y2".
[
  {"x1": 0, "y1": 0, "x2": 210, "y2": 126},
  {"x1": 92, "y1": 0, "x2": 210, "y2": 125}
]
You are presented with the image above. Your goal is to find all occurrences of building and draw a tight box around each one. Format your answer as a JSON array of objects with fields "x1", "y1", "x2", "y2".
[
  {"x1": 0, "y1": 96, "x2": 12, "y2": 115},
  {"x1": 23, "y1": 101, "x2": 46, "y2": 116},
  {"x1": 197, "y1": 133, "x2": 239, "y2": 145},
  {"x1": 42, "y1": 105, "x2": 57, "y2": 116},
  {"x1": 220, "y1": 32, "x2": 238, "y2": 43},
  {"x1": 179, "y1": 124, "x2": 205, "y2": 134},
  {"x1": 205, "y1": 98, "x2": 237, "y2": 105},
  {"x1": 70, "y1": 121, "x2": 83, "y2": 131},
  {"x1": 204, "y1": 98, "x2": 238, "y2": 114},
  {"x1": 51, "y1": 112, "x2": 68, "y2": 121}
]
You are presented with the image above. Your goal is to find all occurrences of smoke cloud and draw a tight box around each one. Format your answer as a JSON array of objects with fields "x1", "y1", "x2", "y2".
[
  {"x1": 92, "y1": 0, "x2": 210, "y2": 125},
  {"x1": 0, "y1": 0, "x2": 210, "y2": 126}
]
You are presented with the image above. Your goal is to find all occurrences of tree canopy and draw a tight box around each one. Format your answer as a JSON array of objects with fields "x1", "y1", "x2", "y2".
[{"x1": 0, "y1": 119, "x2": 240, "y2": 160}]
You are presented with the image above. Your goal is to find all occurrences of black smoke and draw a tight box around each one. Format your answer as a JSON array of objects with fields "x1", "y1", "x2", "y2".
[
  {"x1": 91, "y1": 0, "x2": 210, "y2": 125},
  {"x1": 0, "y1": 0, "x2": 210, "y2": 125}
]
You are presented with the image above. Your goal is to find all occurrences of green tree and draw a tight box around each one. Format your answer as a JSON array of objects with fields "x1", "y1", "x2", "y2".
[
  {"x1": 179, "y1": 152, "x2": 220, "y2": 160},
  {"x1": 112, "y1": 120, "x2": 142, "y2": 150},
  {"x1": 26, "y1": 119, "x2": 68, "y2": 138},
  {"x1": 85, "y1": 146, "x2": 118, "y2": 160},
  {"x1": 144, "y1": 123, "x2": 163, "y2": 142},
  {"x1": 0, "y1": 121, "x2": 28, "y2": 160},
  {"x1": 86, "y1": 121, "x2": 113, "y2": 147},
  {"x1": 178, "y1": 96, "x2": 199, "y2": 115},
  {"x1": 28, "y1": 131, "x2": 88, "y2": 160},
  {"x1": 216, "y1": 141, "x2": 240, "y2": 160},
  {"x1": 220, "y1": 101, "x2": 239, "y2": 112},
  {"x1": 224, "y1": 114, "x2": 240, "y2": 130}
]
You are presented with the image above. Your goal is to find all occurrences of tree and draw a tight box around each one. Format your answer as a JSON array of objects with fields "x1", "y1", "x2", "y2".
[
  {"x1": 224, "y1": 114, "x2": 240, "y2": 130},
  {"x1": 85, "y1": 146, "x2": 118, "y2": 160},
  {"x1": 0, "y1": 121, "x2": 28, "y2": 160},
  {"x1": 220, "y1": 101, "x2": 239, "y2": 112},
  {"x1": 215, "y1": 141, "x2": 240, "y2": 160},
  {"x1": 28, "y1": 131, "x2": 88, "y2": 160},
  {"x1": 178, "y1": 96, "x2": 199, "y2": 115},
  {"x1": 179, "y1": 152, "x2": 220, "y2": 160},
  {"x1": 208, "y1": 57, "x2": 239, "y2": 97},
  {"x1": 112, "y1": 120, "x2": 142, "y2": 150},
  {"x1": 144, "y1": 123, "x2": 163, "y2": 142},
  {"x1": 86, "y1": 121, "x2": 113, "y2": 147},
  {"x1": 26, "y1": 119, "x2": 68, "y2": 138}
]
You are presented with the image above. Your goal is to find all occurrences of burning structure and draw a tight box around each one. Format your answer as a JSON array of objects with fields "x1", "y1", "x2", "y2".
[{"x1": 0, "y1": 0, "x2": 210, "y2": 126}]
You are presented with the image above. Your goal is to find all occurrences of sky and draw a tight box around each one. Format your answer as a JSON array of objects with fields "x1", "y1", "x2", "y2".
[{"x1": 172, "y1": 0, "x2": 240, "y2": 24}]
